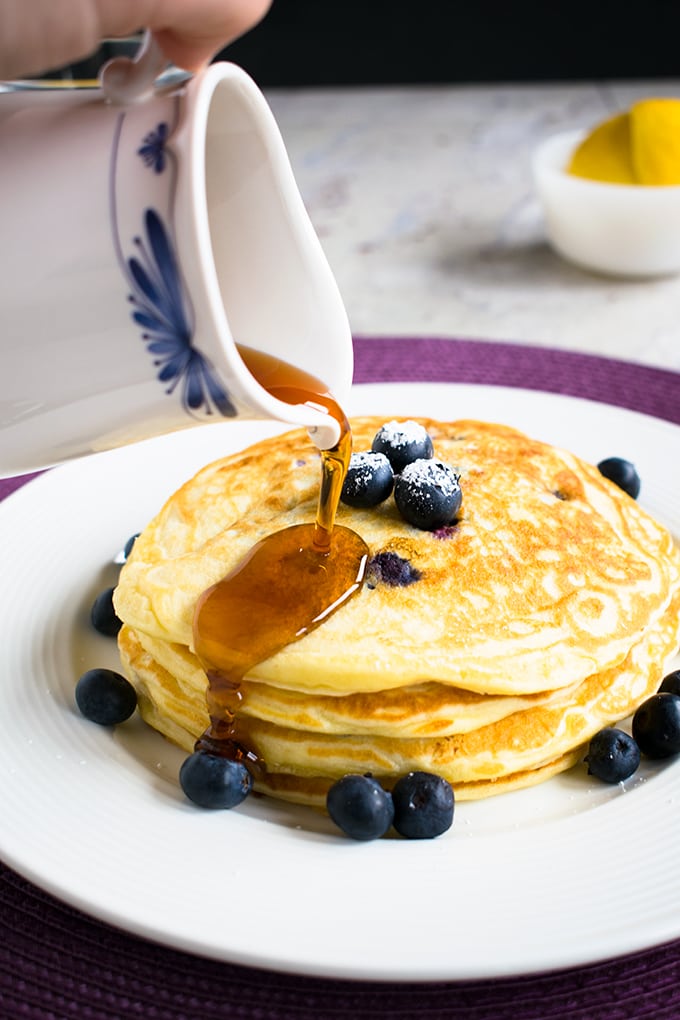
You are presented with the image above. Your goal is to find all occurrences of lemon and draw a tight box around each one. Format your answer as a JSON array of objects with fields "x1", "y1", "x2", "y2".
[
  {"x1": 567, "y1": 112, "x2": 635, "y2": 184},
  {"x1": 630, "y1": 98, "x2": 680, "y2": 185},
  {"x1": 567, "y1": 97, "x2": 680, "y2": 186}
]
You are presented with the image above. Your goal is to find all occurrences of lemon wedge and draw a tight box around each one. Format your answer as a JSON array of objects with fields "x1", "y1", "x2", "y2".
[
  {"x1": 567, "y1": 112, "x2": 635, "y2": 184},
  {"x1": 630, "y1": 98, "x2": 680, "y2": 185},
  {"x1": 567, "y1": 98, "x2": 680, "y2": 186}
]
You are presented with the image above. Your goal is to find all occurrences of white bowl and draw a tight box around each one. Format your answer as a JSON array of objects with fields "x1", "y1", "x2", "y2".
[{"x1": 532, "y1": 129, "x2": 680, "y2": 277}]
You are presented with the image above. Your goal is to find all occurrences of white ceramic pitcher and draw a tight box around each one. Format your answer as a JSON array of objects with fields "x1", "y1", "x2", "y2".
[{"x1": 0, "y1": 34, "x2": 351, "y2": 476}]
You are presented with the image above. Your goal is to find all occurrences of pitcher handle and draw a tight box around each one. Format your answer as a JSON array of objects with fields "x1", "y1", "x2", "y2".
[{"x1": 99, "y1": 30, "x2": 169, "y2": 104}]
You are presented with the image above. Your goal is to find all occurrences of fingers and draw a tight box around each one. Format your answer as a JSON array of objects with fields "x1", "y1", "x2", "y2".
[
  {"x1": 153, "y1": 0, "x2": 272, "y2": 71},
  {"x1": 0, "y1": 0, "x2": 99, "y2": 79},
  {"x1": 95, "y1": 0, "x2": 273, "y2": 72},
  {"x1": 0, "y1": 0, "x2": 272, "y2": 81}
]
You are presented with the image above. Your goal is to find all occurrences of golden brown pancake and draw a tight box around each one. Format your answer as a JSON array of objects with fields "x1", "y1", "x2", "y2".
[
  {"x1": 118, "y1": 588, "x2": 680, "y2": 802},
  {"x1": 116, "y1": 624, "x2": 585, "y2": 801},
  {"x1": 114, "y1": 416, "x2": 680, "y2": 803},
  {"x1": 123, "y1": 626, "x2": 584, "y2": 738}
]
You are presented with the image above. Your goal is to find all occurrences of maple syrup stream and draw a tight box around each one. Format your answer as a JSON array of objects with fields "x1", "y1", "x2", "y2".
[{"x1": 192, "y1": 346, "x2": 369, "y2": 775}]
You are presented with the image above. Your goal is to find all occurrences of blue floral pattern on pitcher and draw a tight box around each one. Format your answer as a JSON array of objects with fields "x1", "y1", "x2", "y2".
[
  {"x1": 127, "y1": 209, "x2": 235, "y2": 416},
  {"x1": 137, "y1": 123, "x2": 169, "y2": 174},
  {"x1": 109, "y1": 108, "x2": 235, "y2": 419}
]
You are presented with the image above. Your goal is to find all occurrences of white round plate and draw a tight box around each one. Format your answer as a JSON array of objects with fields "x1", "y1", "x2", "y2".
[{"x1": 1, "y1": 383, "x2": 679, "y2": 982}]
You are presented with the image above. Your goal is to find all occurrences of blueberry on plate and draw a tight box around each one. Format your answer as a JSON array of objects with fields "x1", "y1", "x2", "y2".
[
  {"x1": 394, "y1": 459, "x2": 462, "y2": 530},
  {"x1": 90, "y1": 586, "x2": 122, "y2": 636},
  {"x1": 341, "y1": 451, "x2": 394, "y2": 508},
  {"x1": 585, "y1": 727, "x2": 640, "y2": 783},
  {"x1": 659, "y1": 669, "x2": 680, "y2": 697},
  {"x1": 391, "y1": 771, "x2": 454, "y2": 839},
  {"x1": 179, "y1": 751, "x2": 252, "y2": 809},
  {"x1": 632, "y1": 693, "x2": 680, "y2": 759},
  {"x1": 596, "y1": 457, "x2": 641, "y2": 499},
  {"x1": 75, "y1": 667, "x2": 137, "y2": 726},
  {"x1": 371, "y1": 420, "x2": 434, "y2": 474},
  {"x1": 326, "y1": 773, "x2": 394, "y2": 840}
]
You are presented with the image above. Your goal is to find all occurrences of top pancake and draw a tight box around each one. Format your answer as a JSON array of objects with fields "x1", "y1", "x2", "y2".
[{"x1": 114, "y1": 417, "x2": 680, "y2": 696}]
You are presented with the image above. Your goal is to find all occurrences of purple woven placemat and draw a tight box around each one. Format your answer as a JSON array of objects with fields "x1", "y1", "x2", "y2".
[
  {"x1": 1, "y1": 337, "x2": 678, "y2": 505},
  {"x1": 352, "y1": 336, "x2": 680, "y2": 425},
  {"x1": 1, "y1": 337, "x2": 680, "y2": 1020}
]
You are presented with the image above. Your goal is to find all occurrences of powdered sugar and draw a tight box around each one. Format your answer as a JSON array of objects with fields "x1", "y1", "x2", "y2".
[
  {"x1": 341, "y1": 451, "x2": 394, "y2": 508},
  {"x1": 349, "y1": 450, "x2": 391, "y2": 478},
  {"x1": 375, "y1": 419, "x2": 430, "y2": 449},
  {"x1": 400, "y1": 459, "x2": 460, "y2": 495},
  {"x1": 394, "y1": 459, "x2": 462, "y2": 529}
]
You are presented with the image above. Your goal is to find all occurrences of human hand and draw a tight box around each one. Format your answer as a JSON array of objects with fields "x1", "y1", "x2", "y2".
[{"x1": 0, "y1": 0, "x2": 272, "y2": 80}]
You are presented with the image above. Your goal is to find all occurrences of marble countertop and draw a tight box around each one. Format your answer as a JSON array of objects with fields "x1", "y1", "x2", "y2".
[{"x1": 267, "y1": 80, "x2": 680, "y2": 373}]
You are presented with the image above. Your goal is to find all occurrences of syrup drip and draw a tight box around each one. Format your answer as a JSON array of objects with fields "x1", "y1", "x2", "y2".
[{"x1": 192, "y1": 346, "x2": 369, "y2": 773}]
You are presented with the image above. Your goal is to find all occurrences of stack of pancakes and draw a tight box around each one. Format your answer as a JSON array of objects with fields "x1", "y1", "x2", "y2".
[{"x1": 114, "y1": 417, "x2": 680, "y2": 805}]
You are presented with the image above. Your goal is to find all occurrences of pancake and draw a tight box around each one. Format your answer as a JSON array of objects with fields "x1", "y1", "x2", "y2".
[
  {"x1": 115, "y1": 417, "x2": 680, "y2": 697},
  {"x1": 118, "y1": 588, "x2": 680, "y2": 802},
  {"x1": 113, "y1": 416, "x2": 680, "y2": 804},
  {"x1": 115, "y1": 625, "x2": 587, "y2": 801},
  {"x1": 123, "y1": 626, "x2": 584, "y2": 738},
  {"x1": 257, "y1": 751, "x2": 586, "y2": 806}
]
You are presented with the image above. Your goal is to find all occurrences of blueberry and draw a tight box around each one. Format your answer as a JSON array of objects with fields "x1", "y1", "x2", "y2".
[
  {"x1": 179, "y1": 751, "x2": 252, "y2": 809},
  {"x1": 90, "y1": 586, "x2": 122, "y2": 636},
  {"x1": 366, "y1": 551, "x2": 421, "y2": 588},
  {"x1": 394, "y1": 459, "x2": 462, "y2": 530},
  {"x1": 326, "y1": 773, "x2": 394, "y2": 840},
  {"x1": 75, "y1": 667, "x2": 137, "y2": 726},
  {"x1": 659, "y1": 669, "x2": 680, "y2": 697},
  {"x1": 371, "y1": 420, "x2": 434, "y2": 474},
  {"x1": 585, "y1": 727, "x2": 640, "y2": 783},
  {"x1": 391, "y1": 771, "x2": 454, "y2": 839},
  {"x1": 597, "y1": 457, "x2": 641, "y2": 499},
  {"x1": 341, "y1": 451, "x2": 394, "y2": 508},
  {"x1": 632, "y1": 693, "x2": 680, "y2": 758}
]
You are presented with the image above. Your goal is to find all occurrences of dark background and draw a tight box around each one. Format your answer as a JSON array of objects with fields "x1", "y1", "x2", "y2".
[
  {"x1": 217, "y1": 0, "x2": 680, "y2": 86},
  {"x1": 59, "y1": 2, "x2": 680, "y2": 87}
]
